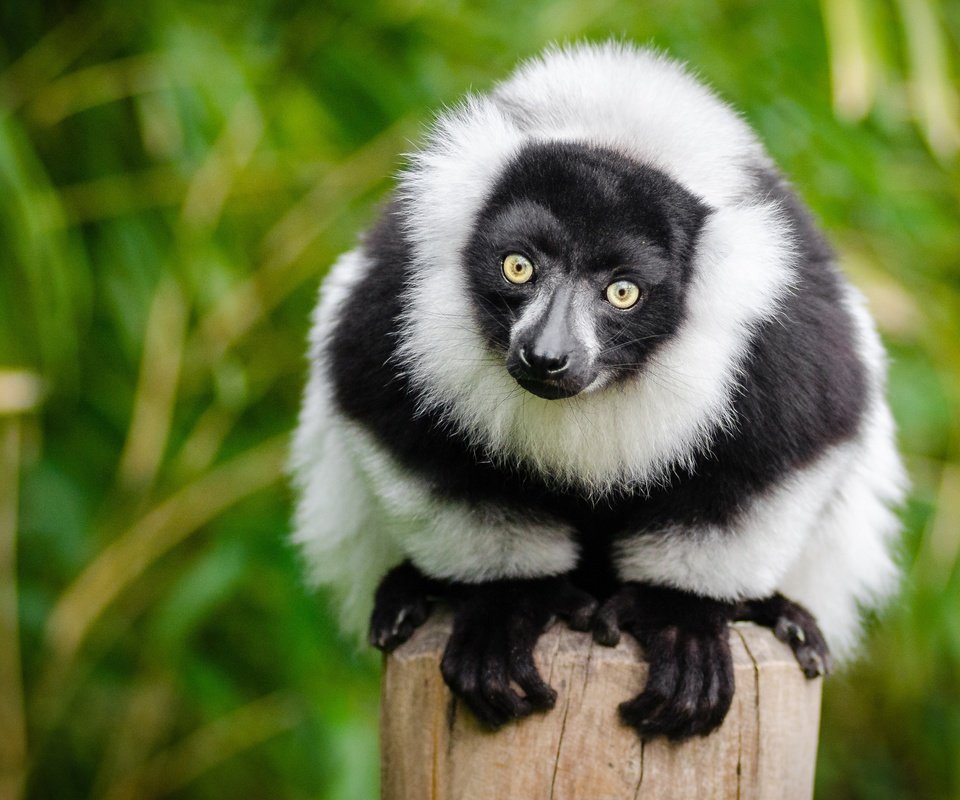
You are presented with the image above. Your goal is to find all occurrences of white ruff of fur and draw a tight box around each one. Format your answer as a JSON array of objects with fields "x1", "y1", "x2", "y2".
[{"x1": 396, "y1": 44, "x2": 797, "y2": 496}]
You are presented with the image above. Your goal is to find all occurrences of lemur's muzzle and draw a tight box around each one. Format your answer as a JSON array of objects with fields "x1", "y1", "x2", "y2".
[{"x1": 507, "y1": 284, "x2": 597, "y2": 399}]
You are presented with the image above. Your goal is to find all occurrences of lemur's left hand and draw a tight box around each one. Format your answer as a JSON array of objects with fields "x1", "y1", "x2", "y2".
[{"x1": 592, "y1": 584, "x2": 831, "y2": 741}]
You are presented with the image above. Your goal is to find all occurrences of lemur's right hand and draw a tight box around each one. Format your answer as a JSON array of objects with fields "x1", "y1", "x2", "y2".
[{"x1": 440, "y1": 576, "x2": 597, "y2": 728}]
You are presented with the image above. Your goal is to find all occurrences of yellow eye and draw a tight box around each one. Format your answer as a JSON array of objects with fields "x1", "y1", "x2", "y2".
[
  {"x1": 606, "y1": 280, "x2": 641, "y2": 309},
  {"x1": 502, "y1": 253, "x2": 534, "y2": 284}
]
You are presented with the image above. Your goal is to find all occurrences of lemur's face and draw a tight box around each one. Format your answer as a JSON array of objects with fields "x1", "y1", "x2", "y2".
[{"x1": 464, "y1": 142, "x2": 708, "y2": 399}]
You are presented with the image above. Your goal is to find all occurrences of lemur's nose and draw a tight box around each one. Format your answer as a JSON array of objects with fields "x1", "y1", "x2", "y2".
[{"x1": 519, "y1": 346, "x2": 570, "y2": 378}]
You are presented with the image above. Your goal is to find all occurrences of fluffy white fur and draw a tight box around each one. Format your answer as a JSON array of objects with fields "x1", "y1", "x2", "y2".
[
  {"x1": 290, "y1": 43, "x2": 906, "y2": 653},
  {"x1": 613, "y1": 443, "x2": 858, "y2": 602},
  {"x1": 491, "y1": 43, "x2": 769, "y2": 207}
]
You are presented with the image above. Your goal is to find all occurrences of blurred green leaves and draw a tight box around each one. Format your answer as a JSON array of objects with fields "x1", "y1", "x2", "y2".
[{"x1": 1, "y1": 0, "x2": 959, "y2": 798}]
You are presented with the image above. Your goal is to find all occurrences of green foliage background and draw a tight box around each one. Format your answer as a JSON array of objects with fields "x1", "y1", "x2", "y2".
[{"x1": 1, "y1": 1, "x2": 958, "y2": 797}]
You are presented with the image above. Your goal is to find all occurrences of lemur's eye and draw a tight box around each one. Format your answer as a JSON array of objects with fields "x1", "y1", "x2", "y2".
[
  {"x1": 606, "y1": 280, "x2": 642, "y2": 309},
  {"x1": 502, "y1": 253, "x2": 534, "y2": 284}
]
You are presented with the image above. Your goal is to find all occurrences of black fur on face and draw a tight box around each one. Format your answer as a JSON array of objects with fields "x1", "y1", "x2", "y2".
[{"x1": 462, "y1": 141, "x2": 709, "y2": 399}]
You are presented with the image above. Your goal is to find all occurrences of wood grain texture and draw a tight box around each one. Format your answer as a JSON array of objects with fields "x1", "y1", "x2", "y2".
[{"x1": 380, "y1": 614, "x2": 821, "y2": 800}]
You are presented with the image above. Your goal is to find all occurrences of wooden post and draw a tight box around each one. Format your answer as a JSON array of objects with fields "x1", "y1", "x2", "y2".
[{"x1": 381, "y1": 613, "x2": 822, "y2": 800}]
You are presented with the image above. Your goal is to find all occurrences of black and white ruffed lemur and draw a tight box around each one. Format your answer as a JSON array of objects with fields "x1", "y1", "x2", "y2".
[{"x1": 289, "y1": 42, "x2": 906, "y2": 740}]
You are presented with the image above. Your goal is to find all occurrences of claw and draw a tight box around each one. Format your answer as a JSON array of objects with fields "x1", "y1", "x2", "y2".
[
  {"x1": 776, "y1": 618, "x2": 806, "y2": 645},
  {"x1": 796, "y1": 647, "x2": 829, "y2": 678},
  {"x1": 368, "y1": 561, "x2": 438, "y2": 652},
  {"x1": 593, "y1": 616, "x2": 621, "y2": 647},
  {"x1": 739, "y1": 593, "x2": 832, "y2": 680}
]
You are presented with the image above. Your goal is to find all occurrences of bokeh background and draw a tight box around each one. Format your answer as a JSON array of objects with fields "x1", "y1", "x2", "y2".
[{"x1": 1, "y1": 0, "x2": 959, "y2": 797}]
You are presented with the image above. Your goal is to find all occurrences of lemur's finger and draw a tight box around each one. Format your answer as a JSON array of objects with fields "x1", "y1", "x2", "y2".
[
  {"x1": 554, "y1": 584, "x2": 599, "y2": 631},
  {"x1": 592, "y1": 589, "x2": 639, "y2": 646},
  {"x1": 509, "y1": 644, "x2": 557, "y2": 709}
]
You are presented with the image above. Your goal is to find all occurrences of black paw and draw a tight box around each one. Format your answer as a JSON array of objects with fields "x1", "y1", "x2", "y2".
[
  {"x1": 368, "y1": 561, "x2": 440, "y2": 652},
  {"x1": 737, "y1": 593, "x2": 832, "y2": 678},
  {"x1": 440, "y1": 576, "x2": 597, "y2": 729},
  {"x1": 593, "y1": 583, "x2": 736, "y2": 741}
]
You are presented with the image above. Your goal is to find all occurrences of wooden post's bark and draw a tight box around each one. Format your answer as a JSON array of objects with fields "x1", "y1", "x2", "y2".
[{"x1": 380, "y1": 614, "x2": 821, "y2": 800}]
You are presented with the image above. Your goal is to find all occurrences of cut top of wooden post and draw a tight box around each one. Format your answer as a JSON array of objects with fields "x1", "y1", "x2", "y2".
[{"x1": 380, "y1": 614, "x2": 822, "y2": 800}]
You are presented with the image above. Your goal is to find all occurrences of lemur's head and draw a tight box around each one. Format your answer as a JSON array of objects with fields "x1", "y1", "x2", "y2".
[{"x1": 462, "y1": 142, "x2": 708, "y2": 399}]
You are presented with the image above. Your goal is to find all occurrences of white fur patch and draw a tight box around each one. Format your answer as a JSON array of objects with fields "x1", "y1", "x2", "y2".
[
  {"x1": 492, "y1": 42, "x2": 768, "y2": 207},
  {"x1": 346, "y1": 425, "x2": 579, "y2": 583},
  {"x1": 777, "y1": 407, "x2": 904, "y2": 660},
  {"x1": 613, "y1": 442, "x2": 858, "y2": 600},
  {"x1": 288, "y1": 249, "x2": 405, "y2": 638}
]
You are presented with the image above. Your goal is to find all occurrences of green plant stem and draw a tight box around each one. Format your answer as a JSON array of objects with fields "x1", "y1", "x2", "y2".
[{"x1": 0, "y1": 417, "x2": 26, "y2": 800}]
